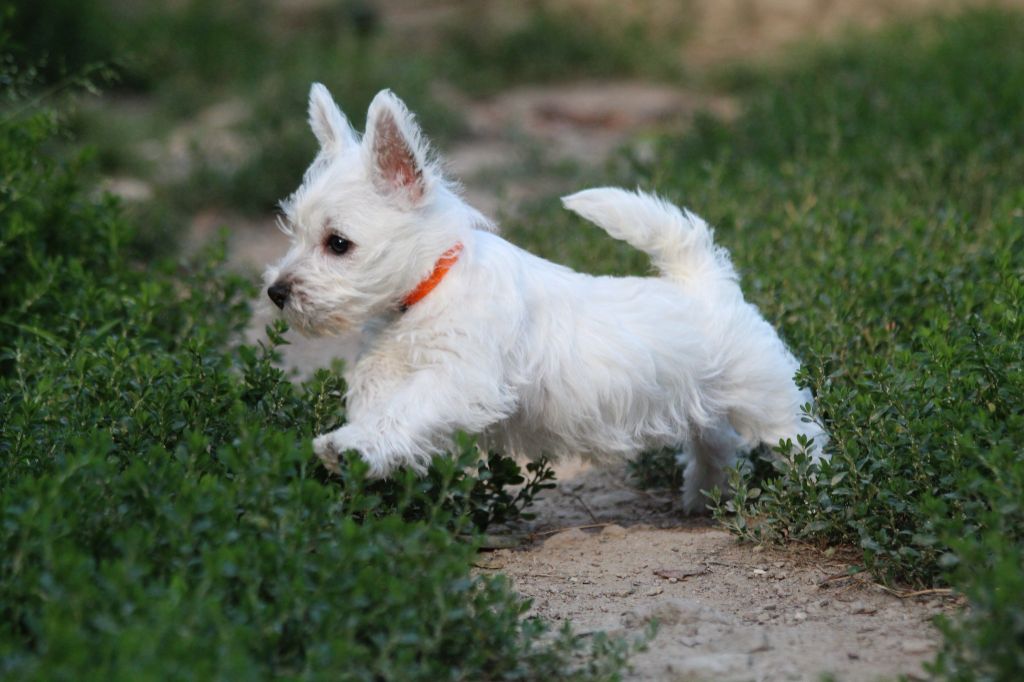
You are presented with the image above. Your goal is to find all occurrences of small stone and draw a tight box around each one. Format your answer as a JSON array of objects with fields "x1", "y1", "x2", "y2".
[
  {"x1": 673, "y1": 654, "x2": 749, "y2": 677},
  {"x1": 646, "y1": 587, "x2": 664, "y2": 597},
  {"x1": 654, "y1": 566, "x2": 706, "y2": 581},
  {"x1": 752, "y1": 568, "x2": 768, "y2": 577},
  {"x1": 852, "y1": 601, "x2": 878, "y2": 615},
  {"x1": 901, "y1": 639, "x2": 935, "y2": 655},
  {"x1": 746, "y1": 631, "x2": 773, "y2": 653},
  {"x1": 620, "y1": 598, "x2": 721, "y2": 628},
  {"x1": 601, "y1": 524, "x2": 628, "y2": 538},
  {"x1": 544, "y1": 528, "x2": 589, "y2": 548},
  {"x1": 793, "y1": 611, "x2": 808, "y2": 622}
]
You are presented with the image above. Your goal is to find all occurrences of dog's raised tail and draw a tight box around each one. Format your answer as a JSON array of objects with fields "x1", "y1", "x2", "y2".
[{"x1": 561, "y1": 187, "x2": 737, "y2": 286}]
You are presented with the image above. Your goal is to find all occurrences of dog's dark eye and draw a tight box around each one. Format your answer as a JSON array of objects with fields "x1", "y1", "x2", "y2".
[{"x1": 326, "y1": 234, "x2": 352, "y2": 255}]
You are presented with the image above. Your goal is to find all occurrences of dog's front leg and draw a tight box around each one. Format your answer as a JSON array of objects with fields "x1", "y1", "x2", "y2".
[
  {"x1": 312, "y1": 423, "x2": 382, "y2": 476},
  {"x1": 312, "y1": 368, "x2": 508, "y2": 478}
]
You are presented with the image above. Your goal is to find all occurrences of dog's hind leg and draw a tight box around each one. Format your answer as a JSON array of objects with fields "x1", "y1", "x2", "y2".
[{"x1": 680, "y1": 421, "x2": 743, "y2": 513}]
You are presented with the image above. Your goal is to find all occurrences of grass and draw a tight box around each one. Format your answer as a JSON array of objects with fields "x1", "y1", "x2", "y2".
[{"x1": 439, "y1": 3, "x2": 684, "y2": 95}]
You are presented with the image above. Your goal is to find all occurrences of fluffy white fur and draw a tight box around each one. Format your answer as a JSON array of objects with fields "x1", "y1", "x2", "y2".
[{"x1": 264, "y1": 84, "x2": 828, "y2": 513}]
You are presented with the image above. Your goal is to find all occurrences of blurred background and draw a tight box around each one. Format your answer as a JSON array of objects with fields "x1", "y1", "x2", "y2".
[{"x1": 8, "y1": 0, "x2": 1017, "y2": 274}]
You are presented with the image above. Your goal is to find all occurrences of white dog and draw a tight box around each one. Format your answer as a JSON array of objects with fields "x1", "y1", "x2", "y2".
[{"x1": 264, "y1": 84, "x2": 828, "y2": 512}]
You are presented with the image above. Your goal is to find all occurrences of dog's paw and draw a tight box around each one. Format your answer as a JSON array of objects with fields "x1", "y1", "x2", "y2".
[
  {"x1": 313, "y1": 426, "x2": 394, "y2": 478},
  {"x1": 312, "y1": 431, "x2": 346, "y2": 475}
]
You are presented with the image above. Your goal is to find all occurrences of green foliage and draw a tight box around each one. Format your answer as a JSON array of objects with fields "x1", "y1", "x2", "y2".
[
  {"x1": 1, "y1": 0, "x2": 118, "y2": 84},
  {"x1": 0, "y1": 89, "x2": 623, "y2": 680},
  {"x1": 929, "y1": 527, "x2": 1024, "y2": 679},
  {"x1": 441, "y1": 6, "x2": 682, "y2": 95}
]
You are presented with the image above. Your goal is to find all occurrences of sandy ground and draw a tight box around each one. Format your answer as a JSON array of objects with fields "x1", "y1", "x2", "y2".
[{"x1": 477, "y1": 461, "x2": 954, "y2": 681}]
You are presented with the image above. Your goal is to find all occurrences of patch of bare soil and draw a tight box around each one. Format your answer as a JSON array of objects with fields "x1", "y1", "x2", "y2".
[
  {"x1": 441, "y1": 81, "x2": 735, "y2": 219},
  {"x1": 482, "y1": 461, "x2": 956, "y2": 681}
]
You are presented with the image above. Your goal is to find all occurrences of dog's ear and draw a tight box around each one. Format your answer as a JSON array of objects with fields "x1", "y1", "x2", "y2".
[
  {"x1": 308, "y1": 83, "x2": 356, "y2": 153},
  {"x1": 363, "y1": 89, "x2": 432, "y2": 207}
]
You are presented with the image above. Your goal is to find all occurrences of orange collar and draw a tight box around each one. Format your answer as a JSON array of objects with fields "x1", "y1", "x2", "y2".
[{"x1": 400, "y1": 242, "x2": 463, "y2": 311}]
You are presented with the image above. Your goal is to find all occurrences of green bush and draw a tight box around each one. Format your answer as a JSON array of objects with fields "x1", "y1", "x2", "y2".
[
  {"x1": 441, "y1": 5, "x2": 682, "y2": 95},
  {"x1": 0, "y1": 80, "x2": 627, "y2": 680}
]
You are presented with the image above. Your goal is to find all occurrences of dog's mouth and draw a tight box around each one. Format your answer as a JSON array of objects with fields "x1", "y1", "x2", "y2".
[{"x1": 279, "y1": 299, "x2": 353, "y2": 338}]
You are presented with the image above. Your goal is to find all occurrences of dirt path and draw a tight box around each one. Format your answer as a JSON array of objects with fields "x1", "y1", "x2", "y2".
[{"x1": 479, "y1": 461, "x2": 953, "y2": 681}]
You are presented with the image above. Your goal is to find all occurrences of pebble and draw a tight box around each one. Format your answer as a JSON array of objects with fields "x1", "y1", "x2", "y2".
[
  {"x1": 746, "y1": 630, "x2": 773, "y2": 653},
  {"x1": 621, "y1": 598, "x2": 726, "y2": 628},
  {"x1": 901, "y1": 639, "x2": 934, "y2": 655},
  {"x1": 851, "y1": 601, "x2": 878, "y2": 615},
  {"x1": 601, "y1": 523, "x2": 628, "y2": 538},
  {"x1": 669, "y1": 653, "x2": 749, "y2": 677},
  {"x1": 543, "y1": 528, "x2": 589, "y2": 548}
]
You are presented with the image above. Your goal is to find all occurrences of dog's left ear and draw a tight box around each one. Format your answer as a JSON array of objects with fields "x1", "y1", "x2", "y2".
[
  {"x1": 363, "y1": 90, "x2": 432, "y2": 207},
  {"x1": 308, "y1": 83, "x2": 357, "y2": 153}
]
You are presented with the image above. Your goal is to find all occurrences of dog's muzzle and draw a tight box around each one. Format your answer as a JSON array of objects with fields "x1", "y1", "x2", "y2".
[{"x1": 267, "y1": 281, "x2": 291, "y2": 309}]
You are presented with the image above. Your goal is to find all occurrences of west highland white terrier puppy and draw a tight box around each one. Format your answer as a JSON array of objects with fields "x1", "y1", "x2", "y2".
[{"x1": 264, "y1": 84, "x2": 828, "y2": 512}]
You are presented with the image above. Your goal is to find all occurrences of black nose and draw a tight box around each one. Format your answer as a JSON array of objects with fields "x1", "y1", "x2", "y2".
[{"x1": 267, "y1": 281, "x2": 291, "y2": 309}]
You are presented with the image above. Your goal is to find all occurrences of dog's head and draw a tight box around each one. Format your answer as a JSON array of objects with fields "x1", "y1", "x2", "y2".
[{"x1": 264, "y1": 84, "x2": 489, "y2": 335}]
